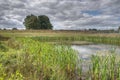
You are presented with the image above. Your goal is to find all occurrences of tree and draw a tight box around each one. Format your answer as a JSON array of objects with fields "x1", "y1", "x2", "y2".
[
  {"x1": 12, "y1": 28, "x2": 17, "y2": 30},
  {"x1": 3, "y1": 28, "x2": 6, "y2": 30},
  {"x1": 23, "y1": 14, "x2": 53, "y2": 30},
  {"x1": 23, "y1": 14, "x2": 38, "y2": 29},
  {"x1": 118, "y1": 26, "x2": 120, "y2": 32}
]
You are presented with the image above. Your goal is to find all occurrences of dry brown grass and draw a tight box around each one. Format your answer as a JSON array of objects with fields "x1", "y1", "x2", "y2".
[{"x1": 0, "y1": 30, "x2": 120, "y2": 38}]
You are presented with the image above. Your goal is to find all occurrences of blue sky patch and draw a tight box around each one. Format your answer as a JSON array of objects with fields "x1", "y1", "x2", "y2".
[{"x1": 82, "y1": 10, "x2": 102, "y2": 16}]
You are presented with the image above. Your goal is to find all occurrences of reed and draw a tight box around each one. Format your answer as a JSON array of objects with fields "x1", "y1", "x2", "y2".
[
  {"x1": 88, "y1": 52, "x2": 120, "y2": 80},
  {"x1": 0, "y1": 37, "x2": 120, "y2": 80},
  {"x1": 0, "y1": 38, "x2": 78, "y2": 80},
  {"x1": 32, "y1": 36, "x2": 120, "y2": 46}
]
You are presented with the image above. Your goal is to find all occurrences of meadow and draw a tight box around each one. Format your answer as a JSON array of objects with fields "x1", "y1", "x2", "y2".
[{"x1": 0, "y1": 30, "x2": 120, "y2": 80}]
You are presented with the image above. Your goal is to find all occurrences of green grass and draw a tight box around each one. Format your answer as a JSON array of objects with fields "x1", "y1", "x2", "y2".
[
  {"x1": 0, "y1": 30, "x2": 120, "y2": 45},
  {"x1": 32, "y1": 36, "x2": 120, "y2": 46},
  {"x1": 0, "y1": 30, "x2": 120, "y2": 80},
  {"x1": 88, "y1": 52, "x2": 120, "y2": 80},
  {"x1": 0, "y1": 38, "x2": 80, "y2": 80},
  {"x1": 0, "y1": 38, "x2": 120, "y2": 80}
]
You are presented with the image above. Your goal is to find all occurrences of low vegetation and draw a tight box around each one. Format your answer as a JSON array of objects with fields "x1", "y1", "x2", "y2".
[
  {"x1": 32, "y1": 36, "x2": 120, "y2": 46},
  {"x1": 0, "y1": 30, "x2": 120, "y2": 80},
  {"x1": 89, "y1": 53, "x2": 120, "y2": 80},
  {"x1": 0, "y1": 38, "x2": 80, "y2": 80},
  {"x1": 0, "y1": 35, "x2": 9, "y2": 41}
]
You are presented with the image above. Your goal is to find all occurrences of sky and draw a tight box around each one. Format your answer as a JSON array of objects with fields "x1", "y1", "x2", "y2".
[{"x1": 0, "y1": 0, "x2": 120, "y2": 30}]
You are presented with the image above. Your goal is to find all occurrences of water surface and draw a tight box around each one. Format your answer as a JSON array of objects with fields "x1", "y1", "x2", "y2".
[
  {"x1": 71, "y1": 44, "x2": 120, "y2": 72},
  {"x1": 72, "y1": 44, "x2": 120, "y2": 59}
]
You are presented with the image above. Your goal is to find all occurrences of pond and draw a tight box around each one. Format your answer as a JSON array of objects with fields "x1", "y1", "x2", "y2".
[
  {"x1": 71, "y1": 44, "x2": 120, "y2": 72},
  {"x1": 72, "y1": 44, "x2": 120, "y2": 60}
]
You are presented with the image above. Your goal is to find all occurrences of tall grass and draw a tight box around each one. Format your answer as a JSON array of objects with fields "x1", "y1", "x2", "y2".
[
  {"x1": 88, "y1": 52, "x2": 120, "y2": 80},
  {"x1": 0, "y1": 37, "x2": 120, "y2": 80},
  {"x1": 32, "y1": 36, "x2": 120, "y2": 46},
  {"x1": 0, "y1": 38, "x2": 79, "y2": 80}
]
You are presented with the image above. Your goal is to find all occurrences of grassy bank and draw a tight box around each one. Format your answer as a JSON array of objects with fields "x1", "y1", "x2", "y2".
[
  {"x1": 0, "y1": 30, "x2": 120, "y2": 45},
  {"x1": 32, "y1": 36, "x2": 120, "y2": 46},
  {"x1": 0, "y1": 38, "x2": 120, "y2": 80},
  {"x1": 0, "y1": 38, "x2": 80, "y2": 80},
  {"x1": 0, "y1": 30, "x2": 120, "y2": 80}
]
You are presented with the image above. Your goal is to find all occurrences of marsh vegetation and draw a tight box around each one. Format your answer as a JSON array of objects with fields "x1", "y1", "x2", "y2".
[{"x1": 0, "y1": 30, "x2": 120, "y2": 80}]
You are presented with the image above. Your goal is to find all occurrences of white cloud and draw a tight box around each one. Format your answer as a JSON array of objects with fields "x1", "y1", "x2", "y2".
[{"x1": 0, "y1": 0, "x2": 120, "y2": 30}]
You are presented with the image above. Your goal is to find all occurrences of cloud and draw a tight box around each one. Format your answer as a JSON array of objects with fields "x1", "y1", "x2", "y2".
[{"x1": 0, "y1": 0, "x2": 120, "y2": 30}]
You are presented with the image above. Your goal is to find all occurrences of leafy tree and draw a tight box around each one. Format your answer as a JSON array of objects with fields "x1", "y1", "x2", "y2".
[
  {"x1": 23, "y1": 14, "x2": 38, "y2": 29},
  {"x1": 12, "y1": 28, "x2": 17, "y2": 30},
  {"x1": 3, "y1": 28, "x2": 6, "y2": 30},
  {"x1": 118, "y1": 26, "x2": 120, "y2": 32},
  {"x1": 23, "y1": 14, "x2": 53, "y2": 29}
]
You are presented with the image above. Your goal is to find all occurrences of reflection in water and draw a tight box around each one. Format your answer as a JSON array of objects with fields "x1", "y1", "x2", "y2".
[
  {"x1": 72, "y1": 44, "x2": 120, "y2": 59},
  {"x1": 71, "y1": 44, "x2": 120, "y2": 72}
]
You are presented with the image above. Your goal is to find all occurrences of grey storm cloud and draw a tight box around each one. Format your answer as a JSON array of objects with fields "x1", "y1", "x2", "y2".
[{"x1": 0, "y1": 0, "x2": 120, "y2": 30}]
